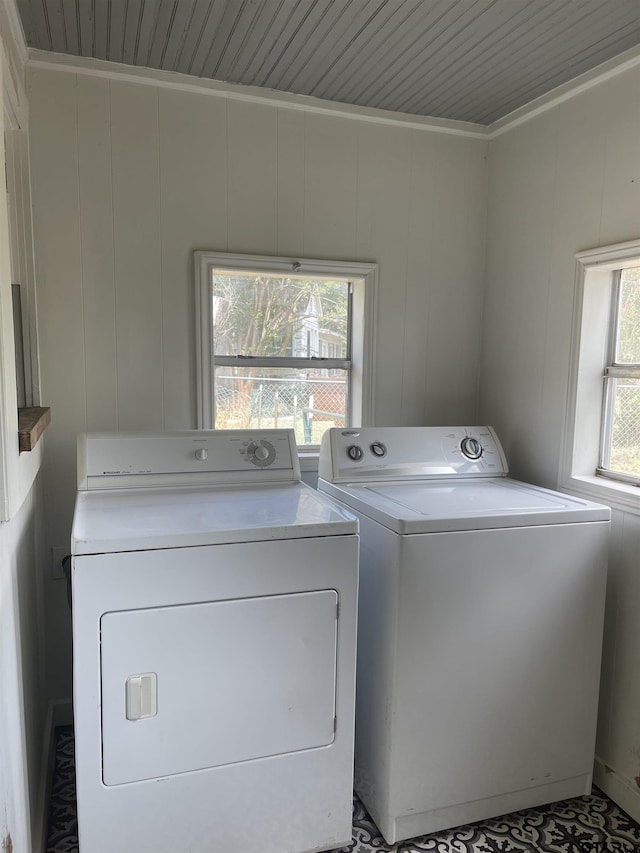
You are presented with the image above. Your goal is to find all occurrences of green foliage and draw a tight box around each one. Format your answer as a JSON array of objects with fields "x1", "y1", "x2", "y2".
[
  {"x1": 212, "y1": 273, "x2": 349, "y2": 358},
  {"x1": 617, "y1": 267, "x2": 640, "y2": 363}
]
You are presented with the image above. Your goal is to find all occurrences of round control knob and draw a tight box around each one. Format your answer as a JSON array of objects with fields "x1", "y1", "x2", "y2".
[
  {"x1": 347, "y1": 444, "x2": 364, "y2": 461},
  {"x1": 246, "y1": 439, "x2": 276, "y2": 467},
  {"x1": 460, "y1": 437, "x2": 483, "y2": 460},
  {"x1": 194, "y1": 448, "x2": 208, "y2": 461},
  {"x1": 370, "y1": 441, "x2": 387, "y2": 458}
]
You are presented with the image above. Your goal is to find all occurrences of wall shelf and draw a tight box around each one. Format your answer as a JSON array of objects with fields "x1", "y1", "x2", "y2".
[{"x1": 18, "y1": 406, "x2": 50, "y2": 452}]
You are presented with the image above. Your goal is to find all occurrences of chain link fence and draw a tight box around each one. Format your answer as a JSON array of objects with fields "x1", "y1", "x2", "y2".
[
  {"x1": 610, "y1": 381, "x2": 640, "y2": 473},
  {"x1": 215, "y1": 374, "x2": 347, "y2": 445},
  {"x1": 613, "y1": 383, "x2": 640, "y2": 447}
]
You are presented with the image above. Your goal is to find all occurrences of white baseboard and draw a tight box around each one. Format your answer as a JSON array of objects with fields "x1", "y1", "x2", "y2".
[
  {"x1": 594, "y1": 756, "x2": 640, "y2": 825},
  {"x1": 32, "y1": 700, "x2": 73, "y2": 853}
]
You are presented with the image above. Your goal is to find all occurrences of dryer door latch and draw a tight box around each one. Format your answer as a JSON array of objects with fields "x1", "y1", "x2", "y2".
[{"x1": 125, "y1": 672, "x2": 158, "y2": 721}]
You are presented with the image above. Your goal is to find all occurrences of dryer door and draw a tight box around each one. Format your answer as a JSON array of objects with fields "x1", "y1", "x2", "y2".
[{"x1": 100, "y1": 589, "x2": 338, "y2": 785}]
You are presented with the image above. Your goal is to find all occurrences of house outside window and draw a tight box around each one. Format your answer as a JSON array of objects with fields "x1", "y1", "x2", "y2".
[
  {"x1": 564, "y1": 239, "x2": 640, "y2": 507},
  {"x1": 195, "y1": 252, "x2": 377, "y2": 451}
]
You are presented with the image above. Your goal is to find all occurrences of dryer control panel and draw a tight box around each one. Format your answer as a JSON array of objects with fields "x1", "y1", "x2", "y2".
[
  {"x1": 319, "y1": 426, "x2": 508, "y2": 483},
  {"x1": 78, "y1": 429, "x2": 300, "y2": 490}
]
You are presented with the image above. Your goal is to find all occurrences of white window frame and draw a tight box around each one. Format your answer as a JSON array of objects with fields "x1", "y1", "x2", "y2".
[
  {"x1": 599, "y1": 268, "x2": 640, "y2": 484},
  {"x1": 195, "y1": 251, "x2": 377, "y2": 450},
  {"x1": 562, "y1": 238, "x2": 640, "y2": 513},
  {"x1": 0, "y1": 53, "x2": 42, "y2": 521}
]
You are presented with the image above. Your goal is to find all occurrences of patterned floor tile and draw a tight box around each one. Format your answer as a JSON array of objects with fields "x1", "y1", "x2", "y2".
[
  {"x1": 46, "y1": 728, "x2": 640, "y2": 853},
  {"x1": 46, "y1": 727, "x2": 78, "y2": 853}
]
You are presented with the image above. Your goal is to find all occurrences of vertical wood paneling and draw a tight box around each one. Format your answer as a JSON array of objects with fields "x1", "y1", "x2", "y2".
[
  {"x1": 482, "y1": 130, "x2": 525, "y2": 451},
  {"x1": 605, "y1": 512, "x2": 640, "y2": 782},
  {"x1": 76, "y1": 75, "x2": 117, "y2": 431},
  {"x1": 276, "y1": 108, "x2": 305, "y2": 258},
  {"x1": 402, "y1": 130, "x2": 435, "y2": 425},
  {"x1": 29, "y1": 66, "x2": 489, "y2": 705},
  {"x1": 303, "y1": 113, "x2": 357, "y2": 259},
  {"x1": 354, "y1": 122, "x2": 411, "y2": 425},
  {"x1": 542, "y1": 85, "x2": 609, "y2": 482},
  {"x1": 481, "y1": 61, "x2": 640, "y2": 816},
  {"x1": 110, "y1": 80, "x2": 163, "y2": 429},
  {"x1": 482, "y1": 112, "x2": 559, "y2": 481},
  {"x1": 28, "y1": 69, "x2": 85, "y2": 544},
  {"x1": 227, "y1": 99, "x2": 277, "y2": 254},
  {"x1": 425, "y1": 134, "x2": 488, "y2": 427},
  {"x1": 158, "y1": 88, "x2": 226, "y2": 428},
  {"x1": 599, "y1": 67, "x2": 640, "y2": 247},
  {"x1": 595, "y1": 507, "x2": 624, "y2": 759},
  {"x1": 503, "y1": 112, "x2": 557, "y2": 482}
]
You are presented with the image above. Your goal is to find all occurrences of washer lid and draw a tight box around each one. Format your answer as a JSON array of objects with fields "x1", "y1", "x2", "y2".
[
  {"x1": 72, "y1": 481, "x2": 357, "y2": 555},
  {"x1": 320, "y1": 478, "x2": 610, "y2": 533}
]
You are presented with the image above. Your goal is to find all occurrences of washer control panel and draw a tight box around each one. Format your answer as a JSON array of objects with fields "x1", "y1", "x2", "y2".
[
  {"x1": 319, "y1": 426, "x2": 508, "y2": 483},
  {"x1": 79, "y1": 429, "x2": 300, "y2": 490}
]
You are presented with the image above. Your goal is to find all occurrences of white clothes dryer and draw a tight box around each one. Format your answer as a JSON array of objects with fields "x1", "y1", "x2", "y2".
[
  {"x1": 318, "y1": 426, "x2": 610, "y2": 845},
  {"x1": 71, "y1": 429, "x2": 358, "y2": 853}
]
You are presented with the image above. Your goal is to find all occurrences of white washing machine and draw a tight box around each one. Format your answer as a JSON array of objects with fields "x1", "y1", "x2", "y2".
[
  {"x1": 71, "y1": 429, "x2": 359, "y2": 853},
  {"x1": 318, "y1": 426, "x2": 610, "y2": 845}
]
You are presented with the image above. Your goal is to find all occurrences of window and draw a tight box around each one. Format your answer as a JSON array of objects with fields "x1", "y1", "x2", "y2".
[
  {"x1": 600, "y1": 267, "x2": 640, "y2": 483},
  {"x1": 195, "y1": 252, "x2": 377, "y2": 450},
  {"x1": 564, "y1": 239, "x2": 640, "y2": 505}
]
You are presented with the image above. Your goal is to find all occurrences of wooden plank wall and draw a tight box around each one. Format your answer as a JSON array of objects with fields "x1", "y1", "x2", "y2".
[
  {"x1": 28, "y1": 67, "x2": 488, "y2": 699},
  {"x1": 481, "y1": 63, "x2": 640, "y2": 818}
]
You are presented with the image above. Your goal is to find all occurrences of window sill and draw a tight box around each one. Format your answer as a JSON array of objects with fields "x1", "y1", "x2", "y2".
[
  {"x1": 298, "y1": 451, "x2": 319, "y2": 473},
  {"x1": 18, "y1": 406, "x2": 50, "y2": 453},
  {"x1": 562, "y1": 474, "x2": 640, "y2": 516}
]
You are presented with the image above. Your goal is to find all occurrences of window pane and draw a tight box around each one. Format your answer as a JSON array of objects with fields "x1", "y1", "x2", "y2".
[
  {"x1": 212, "y1": 273, "x2": 349, "y2": 358},
  {"x1": 607, "y1": 377, "x2": 640, "y2": 477},
  {"x1": 615, "y1": 267, "x2": 640, "y2": 363},
  {"x1": 214, "y1": 366, "x2": 348, "y2": 446}
]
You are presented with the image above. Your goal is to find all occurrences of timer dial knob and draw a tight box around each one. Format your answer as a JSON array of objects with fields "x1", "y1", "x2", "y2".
[
  {"x1": 370, "y1": 441, "x2": 387, "y2": 458},
  {"x1": 347, "y1": 444, "x2": 364, "y2": 461},
  {"x1": 460, "y1": 437, "x2": 483, "y2": 460},
  {"x1": 247, "y1": 439, "x2": 276, "y2": 467}
]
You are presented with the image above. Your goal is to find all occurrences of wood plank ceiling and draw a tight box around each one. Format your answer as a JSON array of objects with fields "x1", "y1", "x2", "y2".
[{"x1": 16, "y1": 0, "x2": 640, "y2": 125}]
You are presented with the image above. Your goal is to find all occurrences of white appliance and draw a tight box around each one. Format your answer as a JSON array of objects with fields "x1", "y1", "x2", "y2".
[
  {"x1": 71, "y1": 429, "x2": 359, "y2": 853},
  {"x1": 318, "y1": 426, "x2": 610, "y2": 845}
]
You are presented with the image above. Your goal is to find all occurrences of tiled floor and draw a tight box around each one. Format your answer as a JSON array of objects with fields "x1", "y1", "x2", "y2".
[{"x1": 47, "y1": 727, "x2": 640, "y2": 853}]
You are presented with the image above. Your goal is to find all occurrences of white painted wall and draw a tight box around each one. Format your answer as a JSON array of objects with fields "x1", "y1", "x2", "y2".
[
  {"x1": 0, "y1": 6, "x2": 48, "y2": 853},
  {"x1": 480, "y1": 63, "x2": 640, "y2": 817},
  {"x1": 28, "y1": 65, "x2": 489, "y2": 701},
  {"x1": 0, "y1": 477, "x2": 46, "y2": 853}
]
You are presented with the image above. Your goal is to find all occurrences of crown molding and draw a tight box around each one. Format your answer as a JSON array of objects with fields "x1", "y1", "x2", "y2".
[
  {"x1": 26, "y1": 49, "x2": 490, "y2": 139},
  {"x1": 0, "y1": 0, "x2": 27, "y2": 67},
  {"x1": 27, "y1": 38, "x2": 640, "y2": 142},
  {"x1": 488, "y1": 41, "x2": 640, "y2": 139}
]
